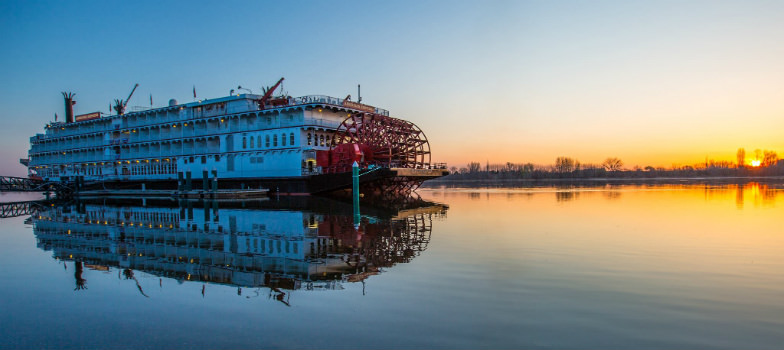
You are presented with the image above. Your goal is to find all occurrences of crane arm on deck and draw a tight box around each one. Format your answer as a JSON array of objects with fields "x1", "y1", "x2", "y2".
[
  {"x1": 123, "y1": 83, "x2": 139, "y2": 109},
  {"x1": 258, "y1": 77, "x2": 284, "y2": 108}
]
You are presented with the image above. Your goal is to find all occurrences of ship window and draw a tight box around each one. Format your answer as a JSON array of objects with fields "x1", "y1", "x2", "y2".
[
  {"x1": 307, "y1": 133, "x2": 312, "y2": 146},
  {"x1": 227, "y1": 155, "x2": 235, "y2": 171},
  {"x1": 215, "y1": 155, "x2": 220, "y2": 162},
  {"x1": 273, "y1": 134, "x2": 278, "y2": 147},
  {"x1": 290, "y1": 133, "x2": 295, "y2": 145},
  {"x1": 242, "y1": 136, "x2": 247, "y2": 149},
  {"x1": 250, "y1": 136, "x2": 254, "y2": 148},
  {"x1": 326, "y1": 135, "x2": 331, "y2": 145},
  {"x1": 201, "y1": 156, "x2": 206, "y2": 164},
  {"x1": 265, "y1": 135, "x2": 270, "y2": 147},
  {"x1": 281, "y1": 133, "x2": 286, "y2": 146},
  {"x1": 320, "y1": 135, "x2": 325, "y2": 146}
]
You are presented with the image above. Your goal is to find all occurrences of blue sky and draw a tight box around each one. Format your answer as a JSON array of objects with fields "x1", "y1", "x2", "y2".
[{"x1": 2, "y1": 0, "x2": 783, "y2": 175}]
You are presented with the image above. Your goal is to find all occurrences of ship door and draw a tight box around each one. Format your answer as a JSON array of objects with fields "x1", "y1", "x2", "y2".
[
  {"x1": 308, "y1": 160, "x2": 314, "y2": 173},
  {"x1": 122, "y1": 166, "x2": 129, "y2": 176}
]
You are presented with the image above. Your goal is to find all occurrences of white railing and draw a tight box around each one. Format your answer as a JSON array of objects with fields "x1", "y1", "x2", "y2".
[{"x1": 293, "y1": 95, "x2": 390, "y2": 116}]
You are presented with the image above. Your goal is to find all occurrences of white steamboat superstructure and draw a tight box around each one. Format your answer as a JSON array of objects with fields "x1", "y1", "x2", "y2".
[{"x1": 26, "y1": 79, "x2": 447, "y2": 196}]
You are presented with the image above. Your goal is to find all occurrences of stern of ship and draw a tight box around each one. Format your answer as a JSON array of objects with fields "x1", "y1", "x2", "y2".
[{"x1": 310, "y1": 111, "x2": 448, "y2": 199}]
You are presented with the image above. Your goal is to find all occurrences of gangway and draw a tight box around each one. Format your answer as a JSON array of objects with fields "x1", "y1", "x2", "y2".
[{"x1": 0, "y1": 176, "x2": 73, "y2": 197}]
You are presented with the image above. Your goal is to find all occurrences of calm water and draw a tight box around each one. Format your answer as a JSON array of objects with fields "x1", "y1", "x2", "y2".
[{"x1": 1, "y1": 183, "x2": 783, "y2": 349}]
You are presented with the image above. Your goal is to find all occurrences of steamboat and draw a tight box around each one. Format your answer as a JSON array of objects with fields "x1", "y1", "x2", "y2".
[{"x1": 24, "y1": 78, "x2": 447, "y2": 198}]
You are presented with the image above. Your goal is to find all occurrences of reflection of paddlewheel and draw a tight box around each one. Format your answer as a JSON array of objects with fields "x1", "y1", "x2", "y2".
[
  {"x1": 325, "y1": 112, "x2": 433, "y2": 198},
  {"x1": 318, "y1": 212, "x2": 436, "y2": 272}
]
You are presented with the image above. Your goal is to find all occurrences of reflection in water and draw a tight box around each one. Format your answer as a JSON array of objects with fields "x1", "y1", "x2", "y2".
[
  {"x1": 32, "y1": 197, "x2": 447, "y2": 303},
  {"x1": 73, "y1": 261, "x2": 86, "y2": 291},
  {"x1": 424, "y1": 180, "x2": 784, "y2": 209},
  {"x1": 547, "y1": 182, "x2": 782, "y2": 205},
  {"x1": 555, "y1": 191, "x2": 579, "y2": 202}
]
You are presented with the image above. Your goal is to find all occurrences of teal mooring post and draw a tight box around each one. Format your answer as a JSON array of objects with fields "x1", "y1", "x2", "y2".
[{"x1": 352, "y1": 161, "x2": 360, "y2": 227}]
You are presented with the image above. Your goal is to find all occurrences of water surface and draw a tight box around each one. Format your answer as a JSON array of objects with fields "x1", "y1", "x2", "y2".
[{"x1": 0, "y1": 183, "x2": 783, "y2": 349}]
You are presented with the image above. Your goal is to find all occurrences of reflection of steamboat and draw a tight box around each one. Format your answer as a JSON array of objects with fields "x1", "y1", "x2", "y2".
[
  {"x1": 24, "y1": 79, "x2": 448, "y2": 198},
  {"x1": 32, "y1": 197, "x2": 446, "y2": 298}
]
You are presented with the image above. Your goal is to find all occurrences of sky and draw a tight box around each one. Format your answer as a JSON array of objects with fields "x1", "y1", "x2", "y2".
[{"x1": 1, "y1": 0, "x2": 783, "y2": 176}]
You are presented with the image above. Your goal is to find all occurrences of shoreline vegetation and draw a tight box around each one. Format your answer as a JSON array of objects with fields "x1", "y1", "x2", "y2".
[
  {"x1": 424, "y1": 176, "x2": 784, "y2": 187},
  {"x1": 430, "y1": 152, "x2": 784, "y2": 185}
]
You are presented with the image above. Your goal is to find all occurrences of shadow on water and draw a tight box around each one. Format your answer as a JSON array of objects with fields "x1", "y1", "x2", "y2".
[{"x1": 31, "y1": 196, "x2": 447, "y2": 304}]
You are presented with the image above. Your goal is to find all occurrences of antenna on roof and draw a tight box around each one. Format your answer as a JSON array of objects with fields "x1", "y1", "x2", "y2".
[{"x1": 357, "y1": 84, "x2": 362, "y2": 103}]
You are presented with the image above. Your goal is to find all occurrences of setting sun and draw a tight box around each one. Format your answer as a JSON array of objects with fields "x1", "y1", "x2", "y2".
[{"x1": 751, "y1": 160, "x2": 762, "y2": 167}]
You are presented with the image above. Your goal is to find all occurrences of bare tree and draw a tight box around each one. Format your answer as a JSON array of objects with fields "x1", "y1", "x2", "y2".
[
  {"x1": 763, "y1": 150, "x2": 778, "y2": 167},
  {"x1": 554, "y1": 156, "x2": 575, "y2": 173},
  {"x1": 737, "y1": 148, "x2": 746, "y2": 168},
  {"x1": 602, "y1": 157, "x2": 623, "y2": 171},
  {"x1": 468, "y1": 162, "x2": 481, "y2": 173}
]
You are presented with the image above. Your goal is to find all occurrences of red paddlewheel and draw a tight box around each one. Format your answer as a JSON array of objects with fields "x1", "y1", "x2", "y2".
[{"x1": 326, "y1": 112, "x2": 431, "y2": 173}]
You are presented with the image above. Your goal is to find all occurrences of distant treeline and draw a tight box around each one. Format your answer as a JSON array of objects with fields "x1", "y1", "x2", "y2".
[{"x1": 442, "y1": 155, "x2": 784, "y2": 180}]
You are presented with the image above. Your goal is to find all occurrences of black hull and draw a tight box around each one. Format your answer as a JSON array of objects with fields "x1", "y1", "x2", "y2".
[{"x1": 74, "y1": 168, "x2": 448, "y2": 196}]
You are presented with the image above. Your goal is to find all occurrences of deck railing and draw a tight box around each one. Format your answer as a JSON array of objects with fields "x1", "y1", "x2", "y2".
[{"x1": 293, "y1": 95, "x2": 390, "y2": 116}]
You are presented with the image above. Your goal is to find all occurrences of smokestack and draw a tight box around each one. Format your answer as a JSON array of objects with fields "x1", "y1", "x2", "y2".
[{"x1": 62, "y1": 92, "x2": 76, "y2": 123}]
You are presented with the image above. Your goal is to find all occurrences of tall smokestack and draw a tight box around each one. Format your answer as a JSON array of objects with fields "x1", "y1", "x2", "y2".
[{"x1": 62, "y1": 92, "x2": 76, "y2": 123}]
